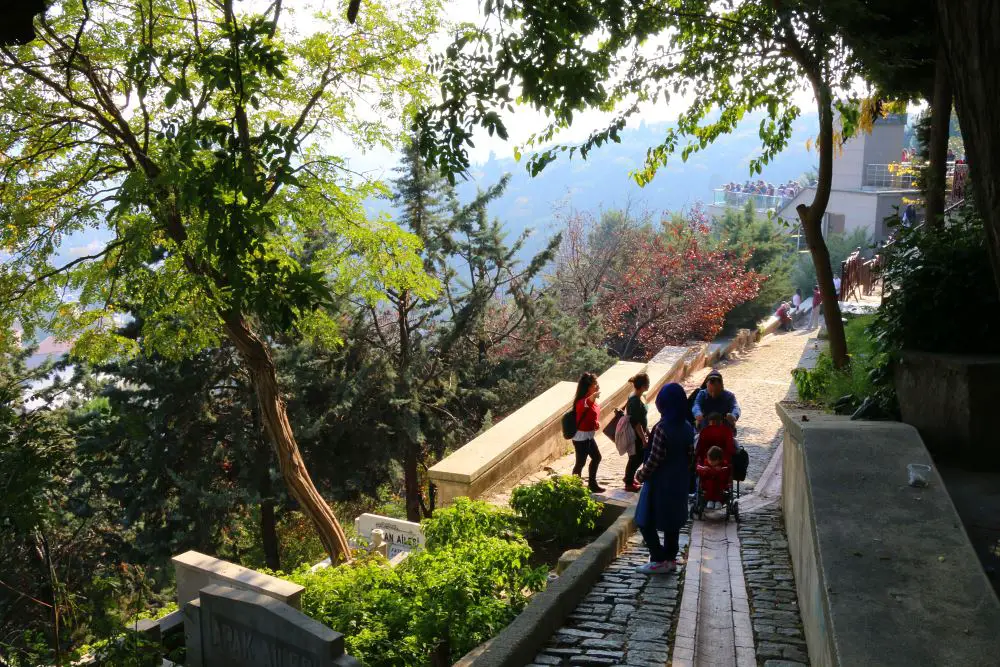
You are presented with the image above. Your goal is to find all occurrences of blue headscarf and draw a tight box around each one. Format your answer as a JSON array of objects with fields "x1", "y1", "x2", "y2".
[{"x1": 655, "y1": 382, "x2": 689, "y2": 424}]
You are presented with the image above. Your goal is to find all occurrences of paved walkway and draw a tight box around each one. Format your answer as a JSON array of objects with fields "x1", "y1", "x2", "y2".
[
  {"x1": 529, "y1": 531, "x2": 690, "y2": 666},
  {"x1": 515, "y1": 326, "x2": 820, "y2": 666}
]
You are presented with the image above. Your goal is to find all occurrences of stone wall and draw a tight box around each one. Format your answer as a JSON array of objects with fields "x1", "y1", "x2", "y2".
[
  {"x1": 777, "y1": 402, "x2": 1000, "y2": 667},
  {"x1": 894, "y1": 350, "x2": 1000, "y2": 469}
]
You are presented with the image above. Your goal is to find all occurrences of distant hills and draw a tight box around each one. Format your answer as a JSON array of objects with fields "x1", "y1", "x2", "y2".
[{"x1": 453, "y1": 112, "x2": 821, "y2": 257}]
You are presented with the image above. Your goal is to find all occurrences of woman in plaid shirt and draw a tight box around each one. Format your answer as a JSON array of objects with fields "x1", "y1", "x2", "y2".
[{"x1": 634, "y1": 382, "x2": 695, "y2": 574}]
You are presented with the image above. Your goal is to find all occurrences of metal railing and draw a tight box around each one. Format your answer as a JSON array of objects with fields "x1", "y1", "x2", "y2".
[
  {"x1": 864, "y1": 163, "x2": 917, "y2": 189},
  {"x1": 865, "y1": 161, "x2": 969, "y2": 191},
  {"x1": 712, "y1": 189, "x2": 795, "y2": 211}
]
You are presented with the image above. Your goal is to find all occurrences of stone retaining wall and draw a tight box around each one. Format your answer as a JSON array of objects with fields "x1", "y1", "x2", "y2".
[{"x1": 777, "y1": 402, "x2": 1000, "y2": 667}]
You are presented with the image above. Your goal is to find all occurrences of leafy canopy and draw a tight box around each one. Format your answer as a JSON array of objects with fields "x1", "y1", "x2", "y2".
[
  {"x1": 416, "y1": 0, "x2": 860, "y2": 186},
  {"x1": 0, "y1": 0, "x2": 441, "y2": 361}
]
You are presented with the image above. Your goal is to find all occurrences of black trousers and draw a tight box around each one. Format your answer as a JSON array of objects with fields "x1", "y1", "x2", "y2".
[
  {"x1": 640, "y1": 525, "x2": 680, "y2": 563},
  {"x1": 624, "y1": 444, "x2": 645, "y2": 485},
  {"x1": 572, "y1": 438, "x2": 602, "y2": 482}
]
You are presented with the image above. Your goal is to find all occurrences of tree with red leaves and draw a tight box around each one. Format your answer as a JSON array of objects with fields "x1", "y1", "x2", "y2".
[{"x1": 596, "y1": 217, "x2": 763, "y2": 360}]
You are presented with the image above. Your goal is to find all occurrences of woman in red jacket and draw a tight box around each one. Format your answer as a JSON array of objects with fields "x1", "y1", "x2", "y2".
[{"x1": 572, "y1": 372, "x2": 605, "y2": 493}]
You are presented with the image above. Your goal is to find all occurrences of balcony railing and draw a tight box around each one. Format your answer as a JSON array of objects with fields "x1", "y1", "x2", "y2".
[
  {"x1": 712, "y1": 190, "x2": 795, "y2": 211},
  {"x1": 865, "y1": 161, "x2": 969, "y2": 191},
  {"x1": 864, "y1": 163, "x2": 918, "y2": 189}
]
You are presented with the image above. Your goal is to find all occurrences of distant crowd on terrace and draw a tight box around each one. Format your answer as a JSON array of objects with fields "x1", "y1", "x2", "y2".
[
  {"x1": 721, "y1": 179, "x2": 803, "y2": 198},
  {"x1": 900, "y1": 147, "x2": 965, "y2": 164}
]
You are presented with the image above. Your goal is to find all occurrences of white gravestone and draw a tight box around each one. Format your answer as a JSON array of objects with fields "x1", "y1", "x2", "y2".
[{"x1": 353, "y1": 514, "x2": 424, "y2": 559}]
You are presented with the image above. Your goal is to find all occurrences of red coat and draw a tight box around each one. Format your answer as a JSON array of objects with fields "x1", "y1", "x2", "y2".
[
  {"x1": 575, "y1": 398, "x2": 600, "y2": 432},
  {"x1": 695, "y1": 424, "x2": 736, "y2": 465}
]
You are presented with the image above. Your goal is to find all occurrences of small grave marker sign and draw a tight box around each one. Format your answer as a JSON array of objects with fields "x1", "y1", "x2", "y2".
[{"x1": 354, "y1": 513, "x2": 425, "y2": 558}]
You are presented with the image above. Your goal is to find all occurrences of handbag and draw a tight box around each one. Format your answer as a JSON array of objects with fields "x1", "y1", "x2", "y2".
[{"x1": 602, "y1": 407, "x2": 623, "y2": 443}]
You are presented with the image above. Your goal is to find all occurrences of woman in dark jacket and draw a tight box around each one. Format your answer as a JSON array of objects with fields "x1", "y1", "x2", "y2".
[{"x1": 635, "y1": 382, "x2": 695, "y2": 574}]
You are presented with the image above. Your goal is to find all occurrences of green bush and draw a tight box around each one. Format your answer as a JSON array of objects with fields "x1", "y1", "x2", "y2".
[
  {"x1": 873, "y1": 200, "x2": 1000, "y2": 355},
  {"x1": 284, "y1": 501, "x2": 547, "y2": 666},
  {"x1": 509, "y1": 475, "x2": 603, "y2": 544},
  {"x1": 715, "y1": 202, "x2": 795, "y2": 331},
  {"x1": 791, "y1": 315, "x2": 889, "y2": 412},
  {"x1": 421, "y1": 497, "x2": 521, "y2": 549}
]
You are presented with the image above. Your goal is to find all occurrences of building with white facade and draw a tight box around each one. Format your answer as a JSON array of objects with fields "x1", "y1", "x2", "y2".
[{"x1": 707, "y1": 114, "x2": 920, "y2": 243}]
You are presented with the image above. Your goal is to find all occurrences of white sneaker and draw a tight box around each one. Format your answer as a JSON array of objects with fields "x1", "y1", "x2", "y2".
[{"x1": 637, "y1": 561, "x2": 677, "y2": 575}]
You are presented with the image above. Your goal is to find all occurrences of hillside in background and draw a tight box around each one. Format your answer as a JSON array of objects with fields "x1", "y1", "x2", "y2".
[{"x1": 454, "y1": 112, "x2": 821, "y2": 256}]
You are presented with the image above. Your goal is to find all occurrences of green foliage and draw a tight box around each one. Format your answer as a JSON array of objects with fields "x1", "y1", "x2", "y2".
[
  {"x1": 873, "y1": 203, "x2": 1000, "y2": 355},
  {"x1": 421, "y1": 498, "x2": 521, "y2": 550},
  {"x1": 509, "y1": 475, "x2": 603, "y2": 544},
  {"x1": 791, "y1": 315, "x2": 888, "y2": 411},
  {"x1": 418, "y1": 1, "x2": 860, "y2": 187},
  {"x1": 285, "y1": 502, "x2": 547, "y2": 666},
  {"x1": 715, "y1": 201, "x2": 796, "y2": 330},
  {"x1": 0, "y1": 0, "x2": 442, "y2": 361},
  {"x1": 791, "y1": 228, "x2": 872, "y2": 295},
  {"x1": 70, "y1": 634, "x2": 163, "y2": 667}
]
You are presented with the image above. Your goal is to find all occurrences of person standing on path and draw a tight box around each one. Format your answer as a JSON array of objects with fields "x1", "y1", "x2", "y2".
[
  {"x1": 809, "y1": 283, "x2": 823, "y2": 329},
  {"x1": 634, "y1": 383, "x2": 695, "y2": 574},
  {"x1": 792, "y1": 287, "x2": 802, "y2": 311},
  {"x1": 623, "y1": 373, "x2": 651, "y2": 493},
  {"x1": 572, "y1": 372, "x2": 606, "y2": 493}
]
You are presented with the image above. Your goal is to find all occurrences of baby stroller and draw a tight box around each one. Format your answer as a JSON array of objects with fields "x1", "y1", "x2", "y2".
[{"x1": 689, "y1": 422, "x2": 749, "y2": 522}]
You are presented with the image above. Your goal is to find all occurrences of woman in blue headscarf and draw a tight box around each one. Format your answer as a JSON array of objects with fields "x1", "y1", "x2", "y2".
[{"x1": 634, "y1": 382, "x2": 695, "y2": 574}]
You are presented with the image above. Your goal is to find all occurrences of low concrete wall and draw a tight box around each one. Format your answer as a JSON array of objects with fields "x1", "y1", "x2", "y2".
[
  {"x1": 172, "y1": 551, "x2": 303, "y2": 610},
  {"x1": 777, "y1": 403, "x2": 1000, "y2": 667},
  {"x1": 430, "y1": 362, "x2": 645, "y2": 505},
  {"x1": 430, "y1": 331, "x2": 759, "y2": 506},
  {"x1": 894, "y1": 350, "x2": 1000, "y2": 469}
]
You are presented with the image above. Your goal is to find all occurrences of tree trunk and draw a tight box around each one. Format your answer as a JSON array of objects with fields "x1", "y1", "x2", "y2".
[
  {"x1": 404, "y1": 439, "x2": 423, "y2": 523},
  {"x1": 936, "y1": 0, "x2": 1000, "y2": 298},
  {"x1": 257, "y1": 454, "x2": 280, "y2": 571},
  {"x1": 223, "y1": 312, "x2": 352, "y2": 563},
  {"x1": 925, "y1": 43, "x2": 952, "y2": 229},
  {"x1": 798, "y1": 77, "x2": 848, "y2": 369},
  {"x1": 251, "y1": 393, "x2": 282, "y2": 570},
  {"x1": 260, "y1": 497, "x2": 280, "y2": 571}
]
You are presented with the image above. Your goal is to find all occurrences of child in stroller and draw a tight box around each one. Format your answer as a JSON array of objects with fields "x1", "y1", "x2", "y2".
[
  {"x1": 697, "y1": 445, "x2": 729, "y2": 510},
  {"x1": 691, "y1": 412, "x2": 739, "y2": 518}
]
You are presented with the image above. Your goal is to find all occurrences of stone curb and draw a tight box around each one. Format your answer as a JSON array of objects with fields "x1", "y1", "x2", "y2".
[{"x1": 455, "y1": 505, "x2": 637, "y2": 667}]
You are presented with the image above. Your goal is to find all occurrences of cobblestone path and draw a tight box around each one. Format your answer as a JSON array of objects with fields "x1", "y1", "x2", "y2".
[
  {"x1": 529, "y1": 531, "x2": 689, "y2": 667},
  {"x1": 738, "y1": 509, "x2": 811, "y2": 666},
  {"x1": 517, "y1": 328, "x2": 821, "y2": 666}
]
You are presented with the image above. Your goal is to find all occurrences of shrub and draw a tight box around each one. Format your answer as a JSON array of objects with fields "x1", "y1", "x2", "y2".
[
  {"x1": 284, "y1": 500, "x2": 547, "y2": 666},
  {"x1": 791, "y1": 315, "x2": 890, "y2": 412},
  {"x1": 421, "y1": 497, "x2": 521, "y2": 549},
  {"x1": 509, "y1": 475, "x2": 603, "y2": 544},
  {"x1": 873, "y1": 201, "x2": 1000, "y2": 355}
]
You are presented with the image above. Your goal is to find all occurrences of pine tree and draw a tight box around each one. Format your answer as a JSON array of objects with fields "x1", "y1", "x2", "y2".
[
  {"x1": 367, "y1": 138, "x2": 560, "y2": 521},
  {"x1": 716, "y1": 201, "x2": 796, "y2": 331}
]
